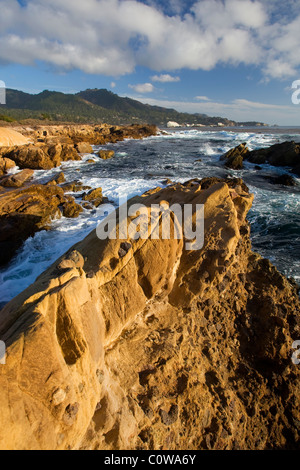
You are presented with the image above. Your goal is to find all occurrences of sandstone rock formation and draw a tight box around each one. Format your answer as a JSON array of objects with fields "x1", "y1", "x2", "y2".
[
  {"x1": 0, "y1": 178, "x2": 299, "y2": 450},
  {"x1": 0, "y1": 169, "x2": 34, "y2": 188},
  {"x1": 0, "y1": 128, "x2": 30, "y2": 147},
  {"x1": 0, "y1": 156, "x2": 16, "y2": 176},
  {"x1": 98, "y1": 150, "x2": 115, "y2": 160}
]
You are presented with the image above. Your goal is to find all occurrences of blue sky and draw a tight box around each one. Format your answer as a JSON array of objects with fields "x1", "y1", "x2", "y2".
[{"x1": 0, "y1": 0, "x2": 300, "y2": 125}]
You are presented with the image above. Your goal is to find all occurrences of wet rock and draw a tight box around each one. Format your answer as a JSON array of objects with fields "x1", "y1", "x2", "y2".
[
  {"x1": 0, "y1": 169, "x2": 34, "y2": 188},
  {"x1": 268, "y1": 174, "x2": 298, "y2": 187},
  {"x1": 46, "y1": 172, "x2": 66, "y2": 185},
  {"x1": 82, "y1": 187, "x2": 103, "y2": 207},
  {"x1": 221, "y1": 143, "x2": 249, "y2": 170},
  {"x1": 98, "y1": 150, "x2": 115, "y2": 160},
  {"x1": 0, "y1": 156, "x2": 16, "y2": 176},
  {"x1": 248, "y1": 141, "x2": 300, "y2": 168},
  {"x1": 75, "y1": 142, "x2": 93, "y2": 154},
  {"x1": 0, "y1": 184, "x2": 66, "y2": 266},
  {"x1": 62, "y1": 200, "x2": 83, "y2": 218}
]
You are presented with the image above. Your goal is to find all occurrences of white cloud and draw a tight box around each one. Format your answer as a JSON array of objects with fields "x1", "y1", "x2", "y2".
[
  {"x1": 0, "y1": 0, "x2": 299, "y2": 80},
  {"x1": 128, "y1": 82, "x2": 155, "y2": 93},
  {"x1": 195, "y1": 96, "x2": 211, "y2": 101},
  {"x1": 151, "y1": 74, "x2": 180, "y2": 83},
  {"x1": 110, "y1": 81, "x2": 116, "y2": 88}
]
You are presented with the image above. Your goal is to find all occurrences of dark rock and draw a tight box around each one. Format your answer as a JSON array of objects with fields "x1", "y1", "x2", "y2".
[
  {"x1": 221, "y1": 143, "x2": 249, "y2": 170},
  {"x1": 0, "y1": 184, "x2": 66, "y2": 267},
  {"x1": 248, "y1": 141, "x2": 300, "y2": 168},
  {"x1": 269, "y1": 174, "x2": 297, "y2": 187}
]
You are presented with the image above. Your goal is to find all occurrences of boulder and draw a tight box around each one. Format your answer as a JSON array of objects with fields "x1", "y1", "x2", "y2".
[
  {"x1": 62, "y1": 200, "x2": 83, "y2": 218},
  {"x1": 267, "y1": 174, "x2": 298, "y2": 187},
  {"x1": 0, "y1": 156, "x2": 16, "y2": 176},
  {"x1": 0, "y1": 184, "x2": 66, "y2": 266},
  {"x1": 82, "y1": 187, "x2": 103, "y2": 207},
  {"x1": 221, "y1": 143, "x2": 249, "y2": 170},
  {"x1": 75, "y1": 142, "x2": 93, "y2": 154},
  {"x1": 4, "y1": 145, "x2": 54, "y2": 170},
  {"x1": 0, "y1": 169, "x2": 34, "y2": 188},
  {"x1": 0, "y1": 179, "x2": 299, "y2": 450},
  {"x1": 98, "y1": 150, "x2": 115, "y2": 160},
  {"x1": 248, "y1": 141, "x2": 300, "y2": 168}
]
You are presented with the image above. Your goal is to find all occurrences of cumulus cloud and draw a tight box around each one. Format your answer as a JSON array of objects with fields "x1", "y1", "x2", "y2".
[
  {"x1": 128, "y1": 82, "x2": 154, "y2": 93},
  {"x1": 151, "y1": 74, "x2": 180, "y2": 83},
  {"x1": 0, "y1": 0, "x2": 299, "y2": 80}
]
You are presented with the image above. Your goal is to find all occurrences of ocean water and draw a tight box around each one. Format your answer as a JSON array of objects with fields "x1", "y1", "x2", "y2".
[{"x1": 1, "y1": 127, "x2": 300, "y2": 306}]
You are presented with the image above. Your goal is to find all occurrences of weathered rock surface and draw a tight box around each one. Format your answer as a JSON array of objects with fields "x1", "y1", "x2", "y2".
[
  {"x1": 62, "y1": 200, "x2": 84, "y2": 218},
  {"x1": 221, "y1": 143, "x2": 249, "y2": 169},
  {"x1": 0, "y1": 184, "x2": 66, "y2": 266},
  {"x1": 82, "y1": 187, "x2": 103, "y2": 207},
  {"x1": 222, "y1": 141, "x2": 300, "y2": 176},
  {"x1": 9, "y1": 124, "x2": 158, "y2": 147},
  {"x1": 248, "y1": 141, "x2": 300, "y2": 168},
  {"x1": 0, "y1": 169, "x2": 34, "y2": 188},
  {"x1": 0, "y1": 156, "x2": 16, "y2": 176},
  {"x1": 3, "y1": 143, "x2": 80, "y2": 170},
  {"x1": 0, "y1": 178, "x2": 299, "y2": 450},
  {"x1": 0, "y1": 128, "x2": 30, "y2": 147},
  {"x1": 98, "y1": 150, "x2": 115, "y2": 160}
]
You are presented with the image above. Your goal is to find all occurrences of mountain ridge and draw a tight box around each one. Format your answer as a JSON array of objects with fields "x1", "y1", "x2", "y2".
[{"x1": 0, "y1": 88, "x2": 266, "y2": 127}]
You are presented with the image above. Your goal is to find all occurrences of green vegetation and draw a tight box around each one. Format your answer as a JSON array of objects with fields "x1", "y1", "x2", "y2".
[
  {"x1": 0, "y1": 114, "x2": 16, "y2": 122},
  {"x1": 0, "y1": 88, "x2": 265, "y2": 127}
]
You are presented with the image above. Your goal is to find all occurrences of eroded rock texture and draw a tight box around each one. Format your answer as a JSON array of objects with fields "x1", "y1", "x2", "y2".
[{"x1": 0, "y1": 178, "x2": 299, "y2": 450}]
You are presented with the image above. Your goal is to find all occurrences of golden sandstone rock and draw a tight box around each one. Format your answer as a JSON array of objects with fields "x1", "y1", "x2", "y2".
[{"x1": 0, "y1": 178, "x2": 299, "y2": 450}]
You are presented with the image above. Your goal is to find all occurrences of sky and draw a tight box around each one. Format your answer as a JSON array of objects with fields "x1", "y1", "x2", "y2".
[{"x1": 0, "y1": 0, "x2": 300, "y2": 125}]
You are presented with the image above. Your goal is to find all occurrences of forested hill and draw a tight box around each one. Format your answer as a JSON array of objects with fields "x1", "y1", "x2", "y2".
[{"x1": 0, "y1": 88, "x2": 265, "y2": 127}]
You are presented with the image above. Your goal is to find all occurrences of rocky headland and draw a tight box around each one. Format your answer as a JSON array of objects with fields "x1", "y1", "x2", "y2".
[
  {"x1": 0, "y1": 124, "x2": 157, "y2": 267},
  {"x1": 0, "y1": 176, "x2": 299, "y2": 450}
]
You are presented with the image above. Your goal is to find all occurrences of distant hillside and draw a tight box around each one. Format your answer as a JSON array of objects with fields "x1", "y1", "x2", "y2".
[{"x1": 0, "y1": 88, "x2": 266, "y2": 127}]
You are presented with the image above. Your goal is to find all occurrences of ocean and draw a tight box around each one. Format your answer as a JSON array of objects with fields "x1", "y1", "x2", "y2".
[{"x1": 1, "y1": 127, "x2": 300, "y2": 306}]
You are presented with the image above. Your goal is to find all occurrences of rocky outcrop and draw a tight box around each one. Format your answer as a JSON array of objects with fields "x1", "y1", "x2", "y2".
[
  {"x1": 0, "y1": 128, "x2": 30, "y2": 147},
  {"x1": 0, "y1": 169, "x2": 34, "y2": 188},
  {"x1": 3, "y1": 143, "x2": 81, "y2": 170},
  {"x1": 221, "y1": 143, "x2": 249, "y2": 169},
  {"x1": 98, "y1": 150, "x2": 115, "y2": 160},
  {"x1": 248, "y1": 141, "x2": 300, "y2": 168},
  {"x1": 0, "y1": 178, "x2": 299, "y2": 450},
  {"x1": 221, "y1": 141, "x2": 300, "y2": 176},
  {"x1": 0, "y1": 156, "x2": 16, "y2": 176},
  {"x1": 10, "y1": 124, "x2": 158, "y2": 146},
  {"x1": 0, "y1": 124, "x2": 157, "y2": 171}
]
